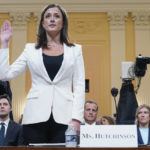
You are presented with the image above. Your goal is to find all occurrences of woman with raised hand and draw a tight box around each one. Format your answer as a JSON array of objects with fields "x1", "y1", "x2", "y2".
[{"x1": 0, "y1": 4, "x2": 85, "y2": 145}]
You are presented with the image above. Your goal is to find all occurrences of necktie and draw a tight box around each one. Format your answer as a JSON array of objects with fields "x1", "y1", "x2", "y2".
[{"x1": 0, "y1": 123, "x2": 5, "y2": 146}]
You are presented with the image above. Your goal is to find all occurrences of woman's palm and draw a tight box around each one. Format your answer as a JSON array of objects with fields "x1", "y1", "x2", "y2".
[{"x1": 0, "y1": 20, "x2": 12, "y2": 43}]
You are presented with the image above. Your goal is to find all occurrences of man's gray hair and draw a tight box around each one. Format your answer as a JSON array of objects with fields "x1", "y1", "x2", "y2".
[{"x1": 84, "y1": 100, "x2": 98, "y2": 111}]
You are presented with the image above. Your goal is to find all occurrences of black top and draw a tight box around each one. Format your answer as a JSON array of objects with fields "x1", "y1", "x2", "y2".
[{"x1": 43, "y1": 53, "x2": 64, "y2": 81}]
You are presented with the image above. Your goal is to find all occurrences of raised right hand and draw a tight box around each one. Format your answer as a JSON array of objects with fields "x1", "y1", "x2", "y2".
[{"x1": 0, "y1": 20, "x2": 12, "y2": 49}]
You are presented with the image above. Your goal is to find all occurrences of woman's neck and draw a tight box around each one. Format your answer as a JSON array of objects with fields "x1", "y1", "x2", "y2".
[
  {"x1": 46, "y1": 31, "x2": 61, "y2": 43},
  {"x1": 139, "y1": 123, "x2": 149, "y2": 128}
]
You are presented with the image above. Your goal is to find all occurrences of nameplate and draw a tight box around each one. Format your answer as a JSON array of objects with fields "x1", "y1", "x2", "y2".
[{"x1": 80, "y1": 125, "x2": 138, "y2": 147}]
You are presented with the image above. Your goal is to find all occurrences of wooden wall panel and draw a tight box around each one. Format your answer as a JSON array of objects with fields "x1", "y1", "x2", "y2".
[{"x1": 68, "y1": 13, "x2": 111, "y2": 116}]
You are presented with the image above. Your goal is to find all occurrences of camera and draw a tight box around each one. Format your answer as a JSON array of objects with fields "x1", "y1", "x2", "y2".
[
  {"x1": 121, "y1": 54, "x2": 150, "y2": 93},
  {"x1": 135, "y1": 55, "x2": 150, "y2": 77},
  {"x1": 122, "y1": 54, "x2": 150, "y2": 80}
]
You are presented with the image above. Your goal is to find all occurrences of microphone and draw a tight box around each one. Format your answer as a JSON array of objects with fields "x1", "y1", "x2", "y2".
[
  {"x1": 111, "y1": 88, "x2": 118, "y2": 97},
  {"x1": 111, "y1": 87, "x2": 119, "y2": 121}
]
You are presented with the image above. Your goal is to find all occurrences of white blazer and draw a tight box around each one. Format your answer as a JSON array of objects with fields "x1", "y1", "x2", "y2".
[{"x1": 0, "y1": 43, "x2": 85, "y2": 125}]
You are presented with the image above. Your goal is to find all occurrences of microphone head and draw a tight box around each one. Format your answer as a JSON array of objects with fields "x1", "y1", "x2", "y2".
[{"x1": 111, "y1": 87, "x2": 118, "y2": 97}]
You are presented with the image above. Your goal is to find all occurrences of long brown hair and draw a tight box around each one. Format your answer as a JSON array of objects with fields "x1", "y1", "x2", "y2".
[{"x1": 35, "y1": 4, "x2": 74, "y2": 49}]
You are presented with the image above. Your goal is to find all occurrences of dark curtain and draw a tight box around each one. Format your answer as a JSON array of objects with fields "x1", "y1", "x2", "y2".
[{"x1": 116, "y1": 81, "x2": 138, "y2": 124}]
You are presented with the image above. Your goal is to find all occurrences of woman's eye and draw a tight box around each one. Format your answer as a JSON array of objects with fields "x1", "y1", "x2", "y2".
[
  {"x1": 45, "y1": 14, "x2": 50, "y2": 18},
  {"x1": 55, "y1": 14, "x2": 60, "y2": 18}
]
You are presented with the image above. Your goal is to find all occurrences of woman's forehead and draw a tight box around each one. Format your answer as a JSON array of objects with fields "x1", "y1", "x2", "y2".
[{"x1": 44, "y1": 7, "x2": 62, "y2": 14}]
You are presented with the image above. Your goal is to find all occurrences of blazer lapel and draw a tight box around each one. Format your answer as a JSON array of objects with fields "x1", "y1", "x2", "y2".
[
  {"x1": 148, "y1": 128, "x2": 150, "y2": 144},
  {"x1": 4, "y1": 120, "x2": 13, "y2": 145},
  {"x1": 53, "y1": 44, "x2": 73, "y2": 82},
  {"x1": 37, "y1": 44, "x2": 73, "y2": 83},
  {"x1": 38, "y1": 48, "x2": 52, "y2": 83},
  {"x1": 137, "y1": 127, "x2": 144, "y2": 144}
]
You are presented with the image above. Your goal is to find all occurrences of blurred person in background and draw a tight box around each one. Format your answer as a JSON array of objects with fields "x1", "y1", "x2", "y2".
[
  {"x1": 84, "y1": 100, "x2": 98, "y2": 125},
  {"x1": 136, "y1": 104, "x2": 150, "y2": 145}
]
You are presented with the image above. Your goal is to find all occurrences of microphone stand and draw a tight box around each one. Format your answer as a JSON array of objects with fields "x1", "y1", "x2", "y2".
[
  {"x1": 111, "y1": 88, "x2": 119, "y2": 122},
  {"x1": 113, "y1": 95, "x2": 118, "y2": 121}
]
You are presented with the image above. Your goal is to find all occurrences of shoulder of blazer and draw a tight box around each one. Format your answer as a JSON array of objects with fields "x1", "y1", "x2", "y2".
[
  {"x1": 8, "y1": 120, "x2": 22, "y2": 129},
  {"x1": 65, "y1": 43, "x2": 82, "y2": 50},
  {"x1": 23, "y1": 43, "x2": 39, "y2": 57},
  {"x1": 73, "y1": 43, "x2": 82, "y2": 51},
  {"x1": 24, "y1": 43, "x2": 36, "y2": 51},
  {"x1": 69, "y1": 43, "x2": 82, "y2": 57},
  {"x1": 74, "y1": 43, "x2": 82, "y2": 48}
]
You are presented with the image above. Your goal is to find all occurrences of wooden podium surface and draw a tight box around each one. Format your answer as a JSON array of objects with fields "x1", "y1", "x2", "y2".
[{"x1": 0, "y1": 146, "x2": 149, "y2": 150}]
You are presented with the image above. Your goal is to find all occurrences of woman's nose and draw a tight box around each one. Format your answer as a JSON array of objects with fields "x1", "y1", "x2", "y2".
[{"x1": 50, "y1": 16, "x2": 54, "y2": 22}]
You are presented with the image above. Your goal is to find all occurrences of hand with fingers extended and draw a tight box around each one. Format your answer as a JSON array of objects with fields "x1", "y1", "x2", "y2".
[{"x1": 0, "y1": 20, "x2": 12, "y2": 49}]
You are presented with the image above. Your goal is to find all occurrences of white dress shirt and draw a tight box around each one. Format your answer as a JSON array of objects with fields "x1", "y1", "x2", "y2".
[
  {"x1": 139, "y1": 128, "x2": 149, "y2": 145},
  {"x1": 85, "y1": 121, "x2": 96, "y2": 125}
]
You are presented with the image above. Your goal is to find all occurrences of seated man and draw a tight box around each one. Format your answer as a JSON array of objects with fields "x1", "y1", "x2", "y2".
[
  {"x1": 0, "y1": 94, "x2": 23, "y2": 146},
  {"x1": 0, "y1": 80, "x2": 13, "y2": 120},
  {"x1": 84, "y1": 100, "x2": 98, "y2": 125},
  {"x1": 136, "y1": 104, "x2": 150, "y2": 145}
]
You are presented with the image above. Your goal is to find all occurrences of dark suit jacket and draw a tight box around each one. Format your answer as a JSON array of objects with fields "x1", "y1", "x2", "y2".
[
  {"x1": 137, "y1": 127, "x2": 150, "y2": 145},
  {"x1": 4, "y1": 120, "x2": 23, "y2": 146}
]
